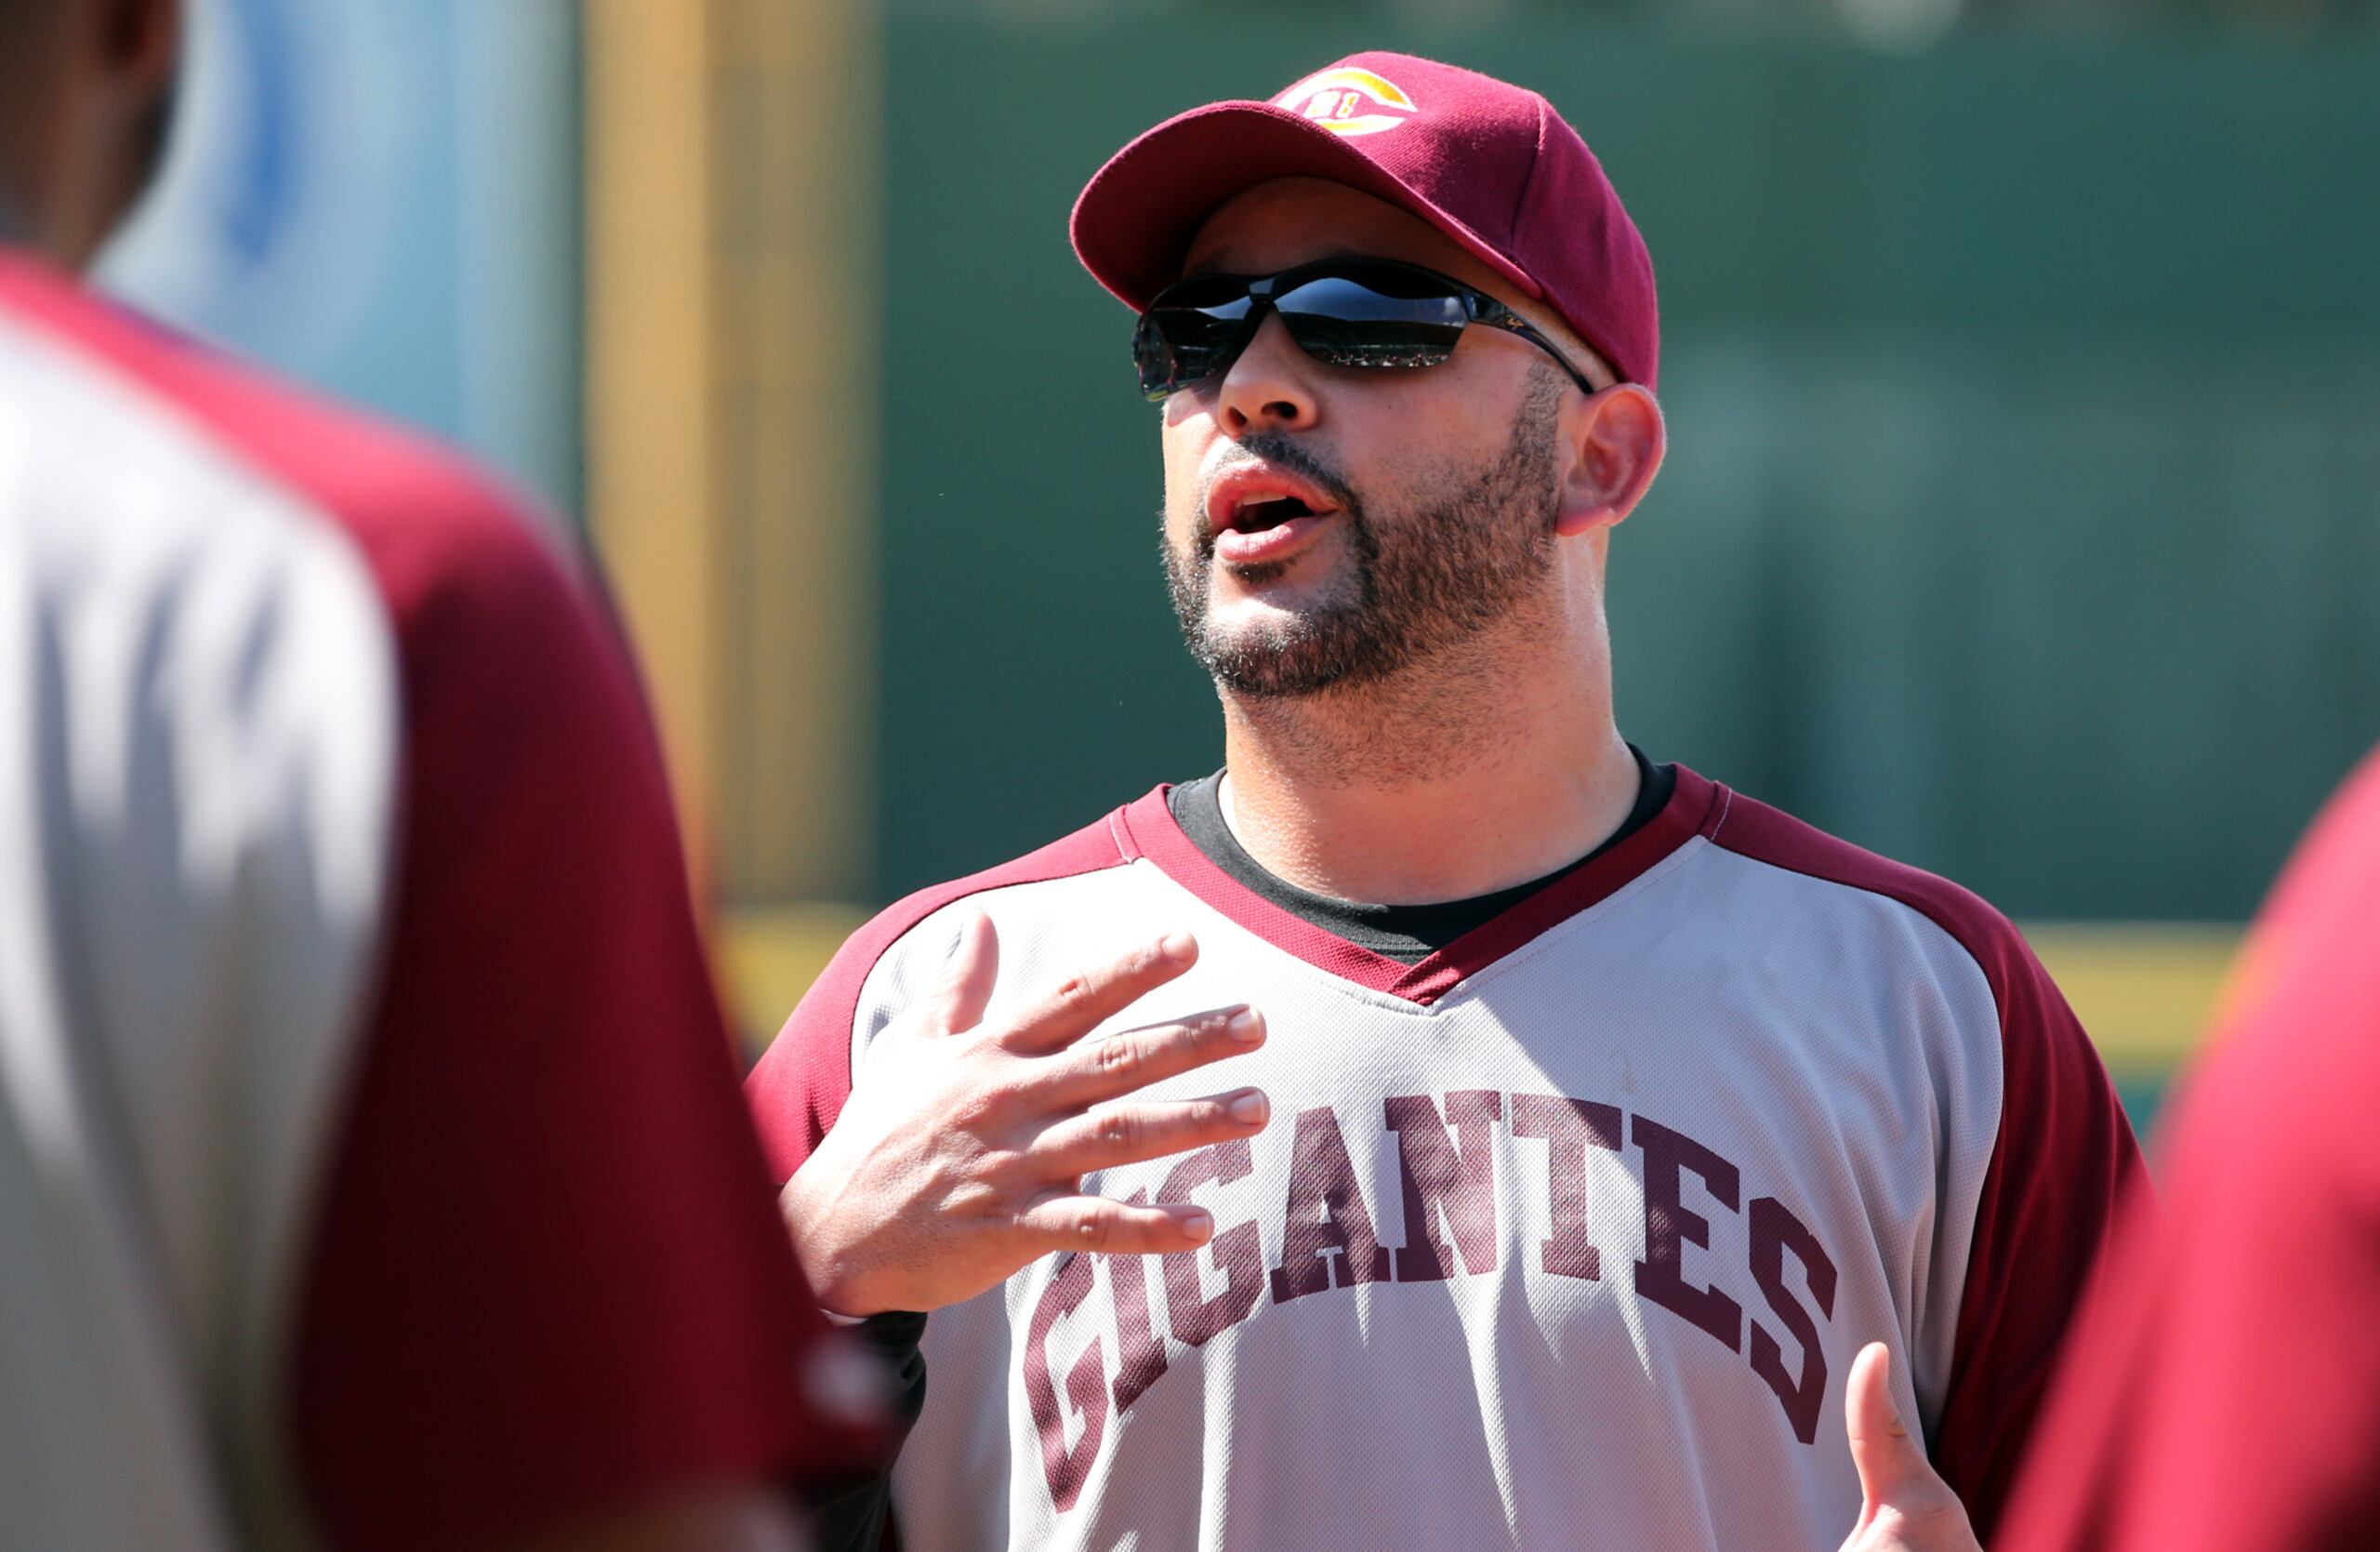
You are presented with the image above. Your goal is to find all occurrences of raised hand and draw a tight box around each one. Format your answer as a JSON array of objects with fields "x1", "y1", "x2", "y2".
[
  {"x1": 1835, "y1": 1343, "x2": 1982, "y2": 1552},
  {"x1": 780, "y1": 911, "x2": 1271, "y2": 1317}
]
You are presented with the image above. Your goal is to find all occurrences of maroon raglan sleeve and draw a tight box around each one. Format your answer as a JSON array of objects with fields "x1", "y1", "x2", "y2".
[
  {"x1": 2001, "y1": 750, "x2": 2380, "y2": 1552},
  {"x1": 1704, "y1": 789, "x2": 2146, "y2": 1544},
  {"x1": 746, "y1": 930, "x2": 885, "y2": 1186},
  {"x1": 1926, "y1": 922, "x2": 2149, "y2": 1544},
  {"x1": 289, "y1": 499, "x2": 871, "y2": 1550},
  {"x1": 738, "y1": 822, "x2": 1135, "y2": 1543},
  {"x1": 745, "y1": 818, "x2": 1133, "y2": 1187}
]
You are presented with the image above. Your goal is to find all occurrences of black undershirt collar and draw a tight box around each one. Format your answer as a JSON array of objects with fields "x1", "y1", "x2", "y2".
[{"x1": 1166, "y1": 747, "x2": 1676, "y2": 965}]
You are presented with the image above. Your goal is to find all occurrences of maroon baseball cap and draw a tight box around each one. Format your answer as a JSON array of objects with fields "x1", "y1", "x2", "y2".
[{"x1": 1071, "y1": 51, "x2": 1659, "y2": 389}]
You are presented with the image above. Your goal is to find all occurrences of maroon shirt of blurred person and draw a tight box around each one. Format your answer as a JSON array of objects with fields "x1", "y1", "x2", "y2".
[
  {"x1": 0, "y1": 1, "x2": 880, "y2": 1545},
  {"x1": 2001, "y1": 746, "x2": 2380, "y2": 1552}
]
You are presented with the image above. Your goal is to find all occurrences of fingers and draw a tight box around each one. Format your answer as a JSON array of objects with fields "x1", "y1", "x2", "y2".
[
  {"x1": 1844, "y1": 1341, "x2": 1930, "y2": 1516},
  {"x1": 922, "y1": 910, "x2": 1002, "y2": 1036},
  {"x1": 1037, "y1": 1088, "x2": 1272, "y2": 1176},
  {"x1": 1042, "y1": 1004, "x2": 1268, "y2": 1108},
  {"x1": 995, "y1": 931, "x2": 1201, "y2": 1056},
  {"x1": 1015, "y1": 1192, "x2": 1220, "y2": 1258}
]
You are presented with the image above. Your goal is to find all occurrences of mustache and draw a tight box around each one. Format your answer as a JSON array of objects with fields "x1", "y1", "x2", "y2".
[{"x1": 1195, "y1": 434, "x2": 1363, "y2": 553}]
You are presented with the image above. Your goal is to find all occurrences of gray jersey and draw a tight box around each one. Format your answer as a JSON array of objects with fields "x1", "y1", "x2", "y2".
[{"x1": 751, "y1": 771, "x2": 2142, "y2": 1550}]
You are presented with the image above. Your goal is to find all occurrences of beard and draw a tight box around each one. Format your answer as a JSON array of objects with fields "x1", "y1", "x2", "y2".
[{"x1": 1164, "y1": 365, "x2": 1568, "y2": 699}]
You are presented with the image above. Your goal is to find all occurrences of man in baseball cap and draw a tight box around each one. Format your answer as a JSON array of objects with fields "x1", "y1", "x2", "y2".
[{"x1": 753, "y1": 53, "x2": 2137, "y2": 1551}]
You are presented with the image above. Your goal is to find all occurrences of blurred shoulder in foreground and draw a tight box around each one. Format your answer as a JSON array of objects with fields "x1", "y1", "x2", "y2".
[
  {"x1": 0, "y1": 5, "x2": 883, "y2": 1536},
  {"x1": 2003, "y1": 745, "x2": 2380, "y2": 1552}
]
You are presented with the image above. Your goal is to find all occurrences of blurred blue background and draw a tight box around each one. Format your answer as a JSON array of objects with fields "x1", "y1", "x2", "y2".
[{"x1": 99, "y1": 0, "x2": 580, "y2": 514}]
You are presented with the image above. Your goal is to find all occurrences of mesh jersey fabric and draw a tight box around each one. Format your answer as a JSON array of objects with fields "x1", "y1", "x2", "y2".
[
  {"x1": 0, "y1": 252, "x2": 867, "y2": 1550},
  {"x1": 749, "y1": 769, "x2": 2143, "y2": 1551}
]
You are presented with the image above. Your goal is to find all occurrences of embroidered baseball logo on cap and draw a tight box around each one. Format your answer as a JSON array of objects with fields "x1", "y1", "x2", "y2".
[{"x1": 1272, "y1": 66, "x2": 1418, "y2": 137}]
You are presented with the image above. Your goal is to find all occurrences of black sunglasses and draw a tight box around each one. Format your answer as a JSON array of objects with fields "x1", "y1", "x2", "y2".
[{"x1": 1132, "y1": 258, "x2": 1602, "y2": 404}]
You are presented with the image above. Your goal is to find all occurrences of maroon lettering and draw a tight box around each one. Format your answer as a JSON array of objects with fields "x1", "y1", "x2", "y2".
[
  {"x1": 1271, "y1": 1106, "x2": 1392, "y2": 1303},
  {"x1": 1386, "y1": 1090, "x2": 1502, "y2": 1282},
  {"x1": 1632, "y1": 1113, "x2": 1743, "y2": 1351},
  {"x1": 1158, "y1": 1138, "x2": 1263, "y2": 1346},
  {"x1": 1102, "y1": 1189, "x2": 1168, "y2": 1413},
  {"x1": 1510, "y1": 1093, "x2": 1622, "y2": 1281},
  {"x1": 1025, "y1": 1252, "x2": 1106, "y2": 1512},
  {"x1": 1749, "y1": 1195, "x2": 1840, "y2": 1445}
]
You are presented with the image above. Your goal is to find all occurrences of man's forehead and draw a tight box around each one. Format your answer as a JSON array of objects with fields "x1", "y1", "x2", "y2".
[{"x1": 1177, "y1": 177, "x2": 1493, "y2": 290}]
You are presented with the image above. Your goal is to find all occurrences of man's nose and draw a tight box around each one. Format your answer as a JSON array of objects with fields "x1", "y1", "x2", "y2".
[{"x1": 1215, "y1": 313, "x2": 1320, "y2": 436}]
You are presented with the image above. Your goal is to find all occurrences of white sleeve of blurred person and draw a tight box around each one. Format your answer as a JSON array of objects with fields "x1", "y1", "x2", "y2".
[{"x1": 0, "y1": 2, "x2": 843, "y2": 1549}]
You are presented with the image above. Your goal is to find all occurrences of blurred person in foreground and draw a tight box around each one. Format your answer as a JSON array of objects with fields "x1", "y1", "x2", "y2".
[
  {"x1": 2002, "y1": 745, "x2": 2380, "y2": 1551},
  {"x1": 747, "y1": 52, "x2": 2144, "y2": 1552},
  {"x1": 0, "y1": 1, "x2": 892, "y2": 1546}
]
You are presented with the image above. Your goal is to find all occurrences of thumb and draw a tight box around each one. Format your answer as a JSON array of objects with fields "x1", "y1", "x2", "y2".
[
  {"x1": 1845, "y1": 1342, "x2": 1936, "y2": 1520},
  {"x1": 924, "y1": 909, "x2": 1000, "y2": 1036}
]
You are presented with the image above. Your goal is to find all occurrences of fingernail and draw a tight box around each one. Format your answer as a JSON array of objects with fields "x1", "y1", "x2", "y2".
[
  {"x1": 1181, "y1": 1209, "x2": 1214, "y2": 1242},
  {"x1": 1227, "y1": 1006, "x2": 1263, "y2": 1042},
  {"x1": 1159, "y1": 932, "x2": 1197, "y2": 962},
  {"x1": 1229, "y1": 1090, "x2": 1268, "y2": 1125}
]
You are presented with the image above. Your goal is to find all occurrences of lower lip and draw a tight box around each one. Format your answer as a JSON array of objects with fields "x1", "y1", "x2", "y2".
[{"x1": 1213, "y1": 511, "x2": 1335, "y2": 565}]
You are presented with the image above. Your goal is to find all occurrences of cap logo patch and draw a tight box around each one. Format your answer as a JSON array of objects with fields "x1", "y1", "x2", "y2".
[{"x1": 1273, "y1": 67, "x2": 1419, "y2": 138}]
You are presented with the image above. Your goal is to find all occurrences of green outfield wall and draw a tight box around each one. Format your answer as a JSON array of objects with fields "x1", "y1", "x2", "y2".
[{"x1": 864, "y1": 17, "x2": 2380, "y2": 929}]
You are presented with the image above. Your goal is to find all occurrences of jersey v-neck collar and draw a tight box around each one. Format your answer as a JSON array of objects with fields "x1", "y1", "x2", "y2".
[{"x1": 1113, "y1": 764, "x2": 1728, "y2": 1007}]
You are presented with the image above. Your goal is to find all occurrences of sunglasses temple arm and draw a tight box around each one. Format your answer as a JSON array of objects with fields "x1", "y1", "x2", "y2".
[{"x1": 1516, "y1": 325, "x2": 1605, "y2": 399}]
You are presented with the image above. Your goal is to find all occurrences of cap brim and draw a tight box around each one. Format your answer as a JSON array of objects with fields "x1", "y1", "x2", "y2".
[{"x1": 1070, "y1": 100, "x2": 1544, "y2": 313}]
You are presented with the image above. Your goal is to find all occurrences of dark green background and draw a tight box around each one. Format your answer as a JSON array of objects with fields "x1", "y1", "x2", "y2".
[{"x1": 868, "y1": 16, "x2": 2380, "y2": 911}]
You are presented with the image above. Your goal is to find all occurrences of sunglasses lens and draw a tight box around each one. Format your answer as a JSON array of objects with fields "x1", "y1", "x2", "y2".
[
  {"x1": 1135, "y1": 283, "x2": 1255, "y2": 400},
  {"x1": 1131, "y1": 266, "x2": 1479, "y2": 398},
  {"x1": 1276, "y1": 274, "x2": 1467, "y2": 370}
]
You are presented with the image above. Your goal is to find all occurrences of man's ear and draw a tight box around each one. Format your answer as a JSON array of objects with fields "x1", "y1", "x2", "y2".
[
  {"x1": 84, "y1": 0, "x2": 180, "y2": 260},
  {"x1": 1554, "y1": 384, "x2": 1665, "y2": 537},
  {"x1": 98, "y1": 0, "x2": 179, "y2": 82}
]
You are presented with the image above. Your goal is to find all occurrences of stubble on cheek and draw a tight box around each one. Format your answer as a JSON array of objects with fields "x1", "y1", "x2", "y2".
[
  {"x1": 1216, "y1": 555, "x2": 1290, "y2": 589},
  {"x1": 1163, "y1": 508, "x2": 1388, "y2": 699},
  {"x1": 1159, "y1": 370, "x2": 1565, "y2": 701}
]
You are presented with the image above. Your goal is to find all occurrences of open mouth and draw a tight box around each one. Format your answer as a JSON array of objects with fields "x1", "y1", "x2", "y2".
[
  {"x1": 1203, "y1": 466, "x2": 1342, "y2": 568},
  {"x1": 1227, "y1": 494, "x2": 1316, "y2": 534}
]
